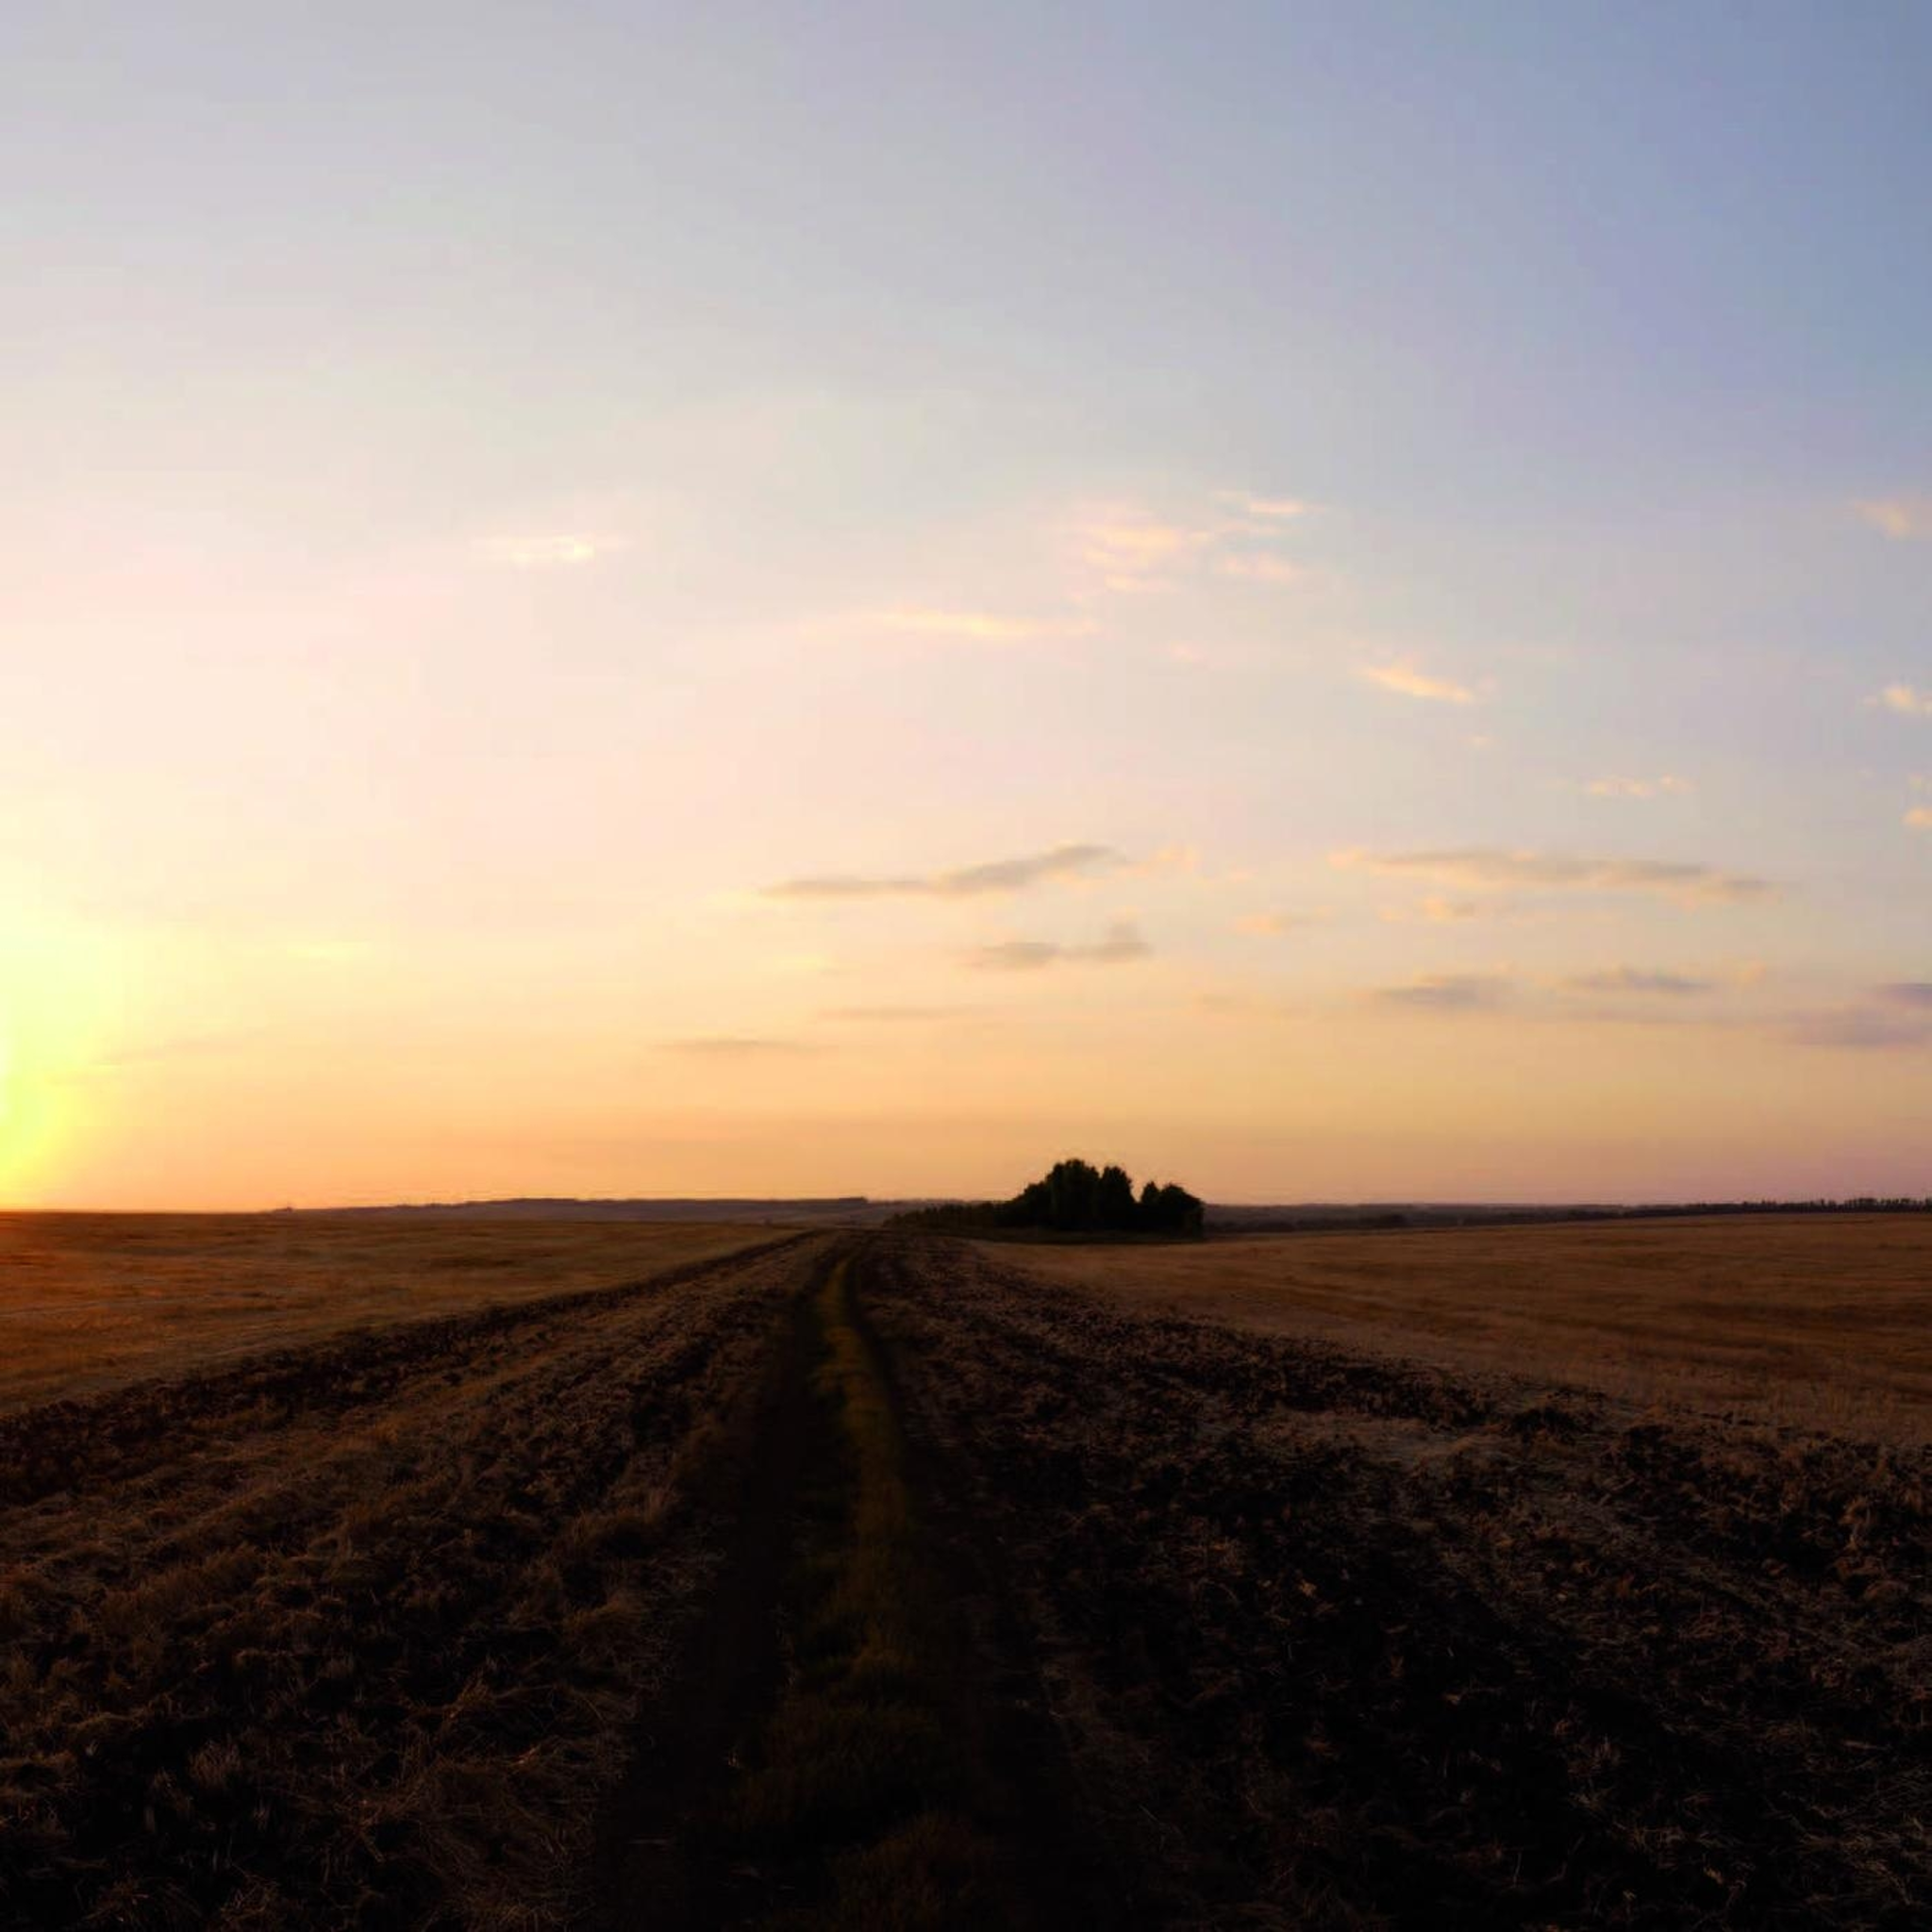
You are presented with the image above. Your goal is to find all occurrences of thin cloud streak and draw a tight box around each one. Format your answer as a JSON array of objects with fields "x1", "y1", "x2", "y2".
[
  {"x1": 1334, "y1": 847, "x2": 1775, "y2": 906},
  {"x1": 1072, "y1": 510, "x2": 1218, "y2": 592},
  {"x1": 1564, "y1": 968, "x2": 1714, "y2": 995},
  {"x1": 764, "y1": 842, "x2": 1122, "y2": 901},
  {"x1": 965, "y1": 922, "x2": 1151, "y2": 972},
  {"x1": 1378, "y1": 896, "x2": 1494, "y2": 924},
  {"x1": 475, "y1": 534, "x2": 624, "y2": 568},
  {"x1": 1372, "y1": 973, "x2": 1512, "y2": 1012},
  {"x1": 1777, "y1": 976, "x2": 1932, "y2": 1048},
  {"x1": 818, "y1": 1005, "x2": 969, "y2": 1023},
  {"x1": 1233, "y1": 910, "x2": 1324, "y2": 936},
  {"x1": 1068, "y1": 490, "x2": 1315, "y2": 594},
  {"x1": 1232, "y1": 494, "x2": 1315, "y2": 520},
  {"x1": 1587, "y1": 775, "x2": 1691, "y2": 799},
  {"x1": 1878, "y1": 983, "x2": 1932, "y2": 1008},
  {"x1": 1877, "y1": 684, "x2": 1932, "y2": 716},
  {"x1": 660, "y1": 1037, "x2": 816, "y2": 1057},
  {"x1": 1216, "y1": 553, "x2": 1306, "y2": 585},
  {"x1": 1854, "y1": 497, "x2": 1932, "y2": 541},
  {"x1": 1358, "y1": 661, "x2": 1476, "y2": 705},
  {"x1": 868, "y1": 608, "x2": 1098, "y2": 642},
  {"x1": 1784, "y1": 1008, "x2": 1931, "y2": 1050}
]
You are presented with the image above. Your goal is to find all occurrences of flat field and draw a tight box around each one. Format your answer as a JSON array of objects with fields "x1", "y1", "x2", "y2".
[
  {"x1": 1008, "y1": 1213, "x2": 1932, "y2": 1439},
  {"x1": 2, "y1": 1216, "x2": 1926, "y2": 1928},
  {"x1": 0, "y1": 1213, "x2": 778, "y2": 1410}
]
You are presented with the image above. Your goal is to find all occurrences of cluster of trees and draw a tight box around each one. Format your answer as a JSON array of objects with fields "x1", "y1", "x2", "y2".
[{"x1": 893, "y1": 1158, "x2": 1205, "y2": 1238}]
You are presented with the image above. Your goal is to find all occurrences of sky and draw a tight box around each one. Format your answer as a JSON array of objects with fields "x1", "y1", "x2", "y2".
[{"x1": 5, "y1": 2, "x2": 1931, "y2": 1208}]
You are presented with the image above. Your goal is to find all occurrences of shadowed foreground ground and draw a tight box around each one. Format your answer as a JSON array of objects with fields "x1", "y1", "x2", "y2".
[{"x1": 2, "y1": 1224, "x2": 1925, "y2": 1926}]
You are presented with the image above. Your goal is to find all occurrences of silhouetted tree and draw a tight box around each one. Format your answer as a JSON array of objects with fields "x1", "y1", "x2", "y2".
[
  {"x1": 1097, "y1": 1163, "x2": 1137, "y2": 1229},
  {"x1": 1140, "y1": 1180, "x2": 1205, "y2": 1235},
  {"x1": 1046, "y1": 1158, "x2": 1101, "y2": 1230},
  {"x1": 891, "y1": 1158, "x2": 1205, "y2": 1237}
]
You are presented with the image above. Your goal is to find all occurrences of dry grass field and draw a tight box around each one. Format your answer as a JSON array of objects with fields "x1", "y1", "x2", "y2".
[
  {"x1": 0, "y1": 1214, "x2": 778, "y2": 1411},
  {"x1": 0, "y1": 1226, "x2": 826, "y2": 1928},
  {"x1": 3, "y1": 1214, "x2": 1927, "y2": 1928},
  {"x1": 1008, "y1": 1213, "x2": 1932, "y2": 1440}
]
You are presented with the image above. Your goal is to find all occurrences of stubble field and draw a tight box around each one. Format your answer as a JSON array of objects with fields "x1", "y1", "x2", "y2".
[
  {"x1": 2, "y1": 1213, "x2": 1925, "y2": 1927},
  {"x1": 1008, "y1": 1213, "x2": 1932, "y2": 1441},
  {"x1": 0, "y1": 1215, "x2": 780, "y2": 1411}
]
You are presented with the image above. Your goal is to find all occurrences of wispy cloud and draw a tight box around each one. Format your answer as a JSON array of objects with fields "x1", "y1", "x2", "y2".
[
  {"x1": 1586, "y1": 775, "x2": 1691, "y2": 799},
  {"x1": 660, "y1": 1036, "x2": 816, "y2": 1057},
  {"x1": 1372, "y1": 973, "x2": 1512, "y2": 1012},
  {"x1": 1379, "y1": 895, "x2": 1495, "y2": 924},
  {"x1": 1072, "y1": 511, "x2": 1219, "y2": 592},
  {"x1": 966, "y1": 922, "x2": 1151, "y2": 971},
  {"x1": 1781, "y1": 982, "x2": 1932, "y2": 1048},
  {"x1": 1069, "y1": 491, "x2": 1315, "y2": 595},
  {"x1": 1875, "y1": 684, "x2": 1932, "y2": 716},
  {"x1": 1226, "y1": 494, "x2": 1315, "y2": 521},
  {"x1": 868, "y1": 608, "x2": 1097, "y2": 642},
  {"x1": 1854, "y1": 497, "x2": 1932, "y2": 541},
  {"x1": 1215, "y1": 552, "x2": 1306, "y2": 586},
  {"x1": 1358, "y1": 660, "x2": 1476, "y2": 706},
  {"x1": 1233, "y1": 910, "x2": 1325, "y2": 936},
  {"x1": 475, "y1": 533, "x2": 625, "y2": 569},
  {"x1": 764, "y1": 842, "x2": 1122, "y2": 901},
  {"x1": 818, "y1": 1005, "x2": 967, "y2": 1023},
  {"x1": 1333, "y1": 847, "x2": 1774, "y2": 906},
  {"x1": 1125, "y1": 842, "x2": 1201, "y2": 878},
  {"x1": 1563, "y1": 968, "x2": 1714, "y2": 996},
  {"x1": 1878, "y1": 982, "x2": 1932, "y2": 1008},
  {"x1": 1785, "y1": 1008, "x2": 1931, "y2": 1050}
]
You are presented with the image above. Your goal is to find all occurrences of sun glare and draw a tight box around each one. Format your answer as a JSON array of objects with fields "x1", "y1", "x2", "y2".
[{"x1": 0, "y1": 922, "x2": 118, "y2": 1203}]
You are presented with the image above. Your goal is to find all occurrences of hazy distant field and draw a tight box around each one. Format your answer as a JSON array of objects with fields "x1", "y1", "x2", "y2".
[
  {"x1": 1009, "y1": 1213, "x2": 1932, "y2": 1439},
  {"x1": 0, "y1": 1214, "x2": 778, "y2": 1410}
]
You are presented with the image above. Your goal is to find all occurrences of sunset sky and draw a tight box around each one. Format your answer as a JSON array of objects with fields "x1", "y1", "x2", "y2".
[{"x1": 6, "y1": 4, "x2": 1932, "y2": 1208}]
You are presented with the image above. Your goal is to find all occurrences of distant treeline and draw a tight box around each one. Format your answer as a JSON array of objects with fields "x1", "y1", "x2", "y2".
[
  {"x1": 1210, "y1": 1196, "x2": 1932, "y2": 1234},
  {"x1": 273, "y1": 1196, "x2": 898, "y2": 1225},
  {"x1": 891, "y1": 1158, "x2": 1205, "y2": 1238}
]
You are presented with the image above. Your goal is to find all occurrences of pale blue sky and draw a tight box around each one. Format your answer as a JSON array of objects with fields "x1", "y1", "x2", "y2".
[{"x1": 5, "y1": 4, "x2": 1930, "y2": 1204}]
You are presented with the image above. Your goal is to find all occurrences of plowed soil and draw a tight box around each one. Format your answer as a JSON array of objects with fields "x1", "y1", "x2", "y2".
[
  {"x1": 863, "y1": 1236, "x2": 1932, "y2": 1928},
  {"x1": 0, "y1": 1233, "x2": 822, "y2": 1928},
  {"x1": 5, "y1": 1221, "x2": 1925, "y2": 1929}
]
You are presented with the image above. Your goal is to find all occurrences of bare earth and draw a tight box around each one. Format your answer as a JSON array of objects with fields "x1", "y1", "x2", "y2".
[
  {"x1": 1004, "y1": 1213, "x2": 1932, "y2": 1440},
  {"x1": 2, "y1": 1215, "x2": 1926, "y2": 1928}
]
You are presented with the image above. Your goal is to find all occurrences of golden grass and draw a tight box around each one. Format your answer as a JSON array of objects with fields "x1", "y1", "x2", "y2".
[
  {"x1": 0, "y1": 1213, "x2": 779, "y2": 1411},
  {"x1": 1000, "y1": 1213, "x2": 1932, "y2": 1439}
]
